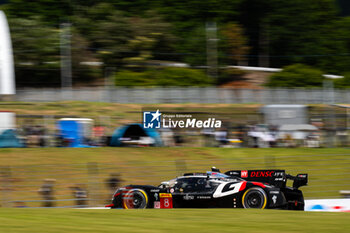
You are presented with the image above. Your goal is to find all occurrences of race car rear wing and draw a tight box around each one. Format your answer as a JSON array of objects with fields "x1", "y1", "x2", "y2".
[
  {"x1": 224, "y1": 169, "x2": 308, "y2": 189},
  {"x1": 286, "y1": 173, "x2": 308, "y2": 189},
  {"x1": 225, "y1": 169, "x2": 287, "y2": 188}
]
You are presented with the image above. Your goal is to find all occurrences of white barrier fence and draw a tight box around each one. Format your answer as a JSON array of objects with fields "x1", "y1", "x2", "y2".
[{"x1": 15, "y1": 87, "x2": 350, "y2": 103}]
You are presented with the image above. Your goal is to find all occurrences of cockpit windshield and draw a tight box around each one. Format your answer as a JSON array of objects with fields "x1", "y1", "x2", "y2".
[
  {"x1": 168, "y1": 178, "x2": 177, "y2": 188},
  {"x1": 206, "y1": 172, "x2": 244, "y2": 182},
  {"x1": 160, "y1": 172, "x2": 243, "y2": 190},
  {"x1": 206, "y1": 171, "x2": 230, "y2": 178}
]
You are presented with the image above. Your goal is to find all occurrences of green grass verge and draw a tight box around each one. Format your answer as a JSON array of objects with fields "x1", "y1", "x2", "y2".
[
  {"x1": 0, "y1": 208, "x2": 348, "y2": 233},
  {"x1": 0, "y1": 148, "x2": 350, "y2": 208}
]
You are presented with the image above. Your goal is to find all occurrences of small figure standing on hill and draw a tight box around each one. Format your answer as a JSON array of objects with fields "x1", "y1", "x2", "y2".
[
  {"x1": 106, "y1": 173, "x2": 122, "y2": 194},
  {"x1": 70, "y1": 185, "x2": 88, "y2": 207},
  {"x1": 38, "y1": 179, "x2": 56, "y2": 207}
]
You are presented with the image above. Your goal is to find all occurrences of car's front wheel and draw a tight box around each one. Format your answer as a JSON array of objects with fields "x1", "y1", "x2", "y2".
[
  {"x1": 122, "y1": 189, "x2": 148, "y2": 209},
  {"x1": 242, "y1": 187, "x2": 267, "y2": 209}
]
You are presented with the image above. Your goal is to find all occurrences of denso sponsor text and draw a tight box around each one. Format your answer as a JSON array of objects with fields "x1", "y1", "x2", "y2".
[{"x1": 250, "y1": 171, "x2": 274, "y2": 177}]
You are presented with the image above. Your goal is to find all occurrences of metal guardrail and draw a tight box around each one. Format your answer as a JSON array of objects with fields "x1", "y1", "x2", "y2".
[{"x1": 15, "y1": 87, "x2": 349, "y2": 104}]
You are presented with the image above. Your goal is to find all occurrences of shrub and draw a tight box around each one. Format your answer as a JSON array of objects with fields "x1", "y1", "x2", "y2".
[
  {"x1": 114, "y1": 68, "x2": 213, "y2": 86},
  {"x1": 265, "y1": 64, "x2": 324, "y2": 88},
  {"x1": 334, "y1": 72, "x2": 350, "y2": 88}
]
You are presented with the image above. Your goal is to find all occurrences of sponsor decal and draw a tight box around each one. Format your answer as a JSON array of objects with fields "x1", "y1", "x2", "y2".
[
  {"x1": 274, "y1": 172, "x2": 284, "y2": 177},
  {"x1": 150, "y1": 189, "x2": 160, "y2": 192},
  {"x1": 269, "y1": 191, "x2": 280, "y2": 194},
  {"x1": 250, "y1": 171, "x2": 273, "y2": 177},
  {"x1": 154, "y1": 201, "x2": 160, "y2": 209},
  {"x1": 229, "y1": 171, "x2": 240, "y2": 175},
  {"x1": 170, "y1": 188, "x2": 174, "y2": 193},
  {"x1": 241, "y1": 170, "x2": 248, "y2": 178},
  {"x1": 154, "y1": 193, "x2": 159, "y2": 201},
  {"x1": 159, "y1": 193, "x2": 172, "y2": 198},
  {"x1": 197, "y1": 196, "x2": 211, "y2": 199},
  {"x1": 160, "y1": 194, "x2": 173, "y2": 208},
  {"x1": 213, "y1": 182, "x2": 244, "y2": 198},
  {"x1": 183, "y1": 194, "x2": 195, "y2": 200},
  {"x1": 272, "y1": 195, "x2": 277, "y2": 204}
]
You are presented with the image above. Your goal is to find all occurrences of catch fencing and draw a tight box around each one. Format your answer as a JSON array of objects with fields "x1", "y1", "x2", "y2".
[
  {"x1": 0, "y1": 153, "x2": 349, "y2": 208},
  {"x1": 15, "y1": 87, "x2": 349, "y2": 104}
]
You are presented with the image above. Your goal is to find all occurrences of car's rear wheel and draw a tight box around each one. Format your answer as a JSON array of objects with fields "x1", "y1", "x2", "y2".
[
  {"x1": 242, "y1": 187, "x2": 267, "y2": 209},
  {"x1": 122, "y1": 189, "x2": 148, "y2": 209}
]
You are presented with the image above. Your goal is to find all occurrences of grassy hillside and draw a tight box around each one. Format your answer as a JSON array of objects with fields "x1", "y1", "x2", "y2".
[
  {"x1": 0, "y1": 101, "x2": 347, "y2": 146},
  {"x1": 0, "y1": 148, "x2": 349, "y2": 207},
  {"x1": 0, "y1": 208, "x2": 348, "y2": 233},
  {"x1": 0, "y1": 102, "x2": 261, "y2": 132}
]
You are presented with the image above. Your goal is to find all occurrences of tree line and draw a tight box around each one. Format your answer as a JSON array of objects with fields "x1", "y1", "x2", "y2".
[{"x1": 1, "y1": 0, "x2": 350, "y2": 87}]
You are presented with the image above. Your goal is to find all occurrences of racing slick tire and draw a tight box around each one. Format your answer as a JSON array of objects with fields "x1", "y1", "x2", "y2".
[
  {"x1": 242, "y1": 187, "x2": 267, "y2": 209},
  {"x1": 122, "y1": 189, "x2": 148, "y2": 209}
]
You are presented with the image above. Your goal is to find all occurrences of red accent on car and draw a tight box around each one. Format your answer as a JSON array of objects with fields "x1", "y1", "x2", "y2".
[
  {"x1": 114, "y1": 192, "x2": 121, "y2": 197},
  {"x1": 241, "y1": 170, "x2": 248, "y2": 178},
  {"x1": 239, "y1": 181, "x2": 247, "y2": 191},
  {"x1": 251, "y1": 182, "x2": 266, "y2": 188},
  {"x1": 105, "y1": 204, "x2": 114, "y2": 207},
  {"x1": 250, "y1": 171, "x2": 273, "y2": 177},
  {"x1": 160, "y1": 196, "x2": 173, "y2": 209}
]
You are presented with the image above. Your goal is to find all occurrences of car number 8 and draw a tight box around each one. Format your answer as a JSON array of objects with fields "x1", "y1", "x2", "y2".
[{"x1": 164, "y1": 198, "x2": 169, "y2": 207}]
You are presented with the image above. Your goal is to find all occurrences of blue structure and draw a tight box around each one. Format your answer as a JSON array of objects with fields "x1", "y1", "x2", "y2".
[
  {"x1": 0, "y1": 129, "x2": 23, "y2": 148},
  {"x1": 110, "y1": 123, "x2": 162, "y2": 147},
  {"x1": 57, "y1": 119, "x2": 93, "y2": 147}
]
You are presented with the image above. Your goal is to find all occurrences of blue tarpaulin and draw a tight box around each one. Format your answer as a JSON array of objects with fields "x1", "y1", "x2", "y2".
[{"x1": 0, "y1": 129, "x2": 23, "y2": 148}]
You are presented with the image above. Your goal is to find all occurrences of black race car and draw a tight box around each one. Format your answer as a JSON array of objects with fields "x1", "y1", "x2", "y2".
[{"x1": 106, "y1": 167, "x2": 308, "y2": 210}]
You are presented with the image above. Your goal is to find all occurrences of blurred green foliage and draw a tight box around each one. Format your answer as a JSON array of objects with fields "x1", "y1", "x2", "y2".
[
  {"x1": 2, "y1": 0, "x2": 350, "y2": 87},
  {"x1": 334, "y1": 72, "x2": 350, "y2": 88},
  {"x1": 265, "y1": 0, "x2": 350, "y2": 74},
  {"x1": 265, "y1": 64, "x2": 324, "y2": 88},
  {"x1": 114, "y1": 68, "x2": 212, "y2": 86},
  {"x1": 8, "y1": 17, "x2": 61, "y2": 86}
]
